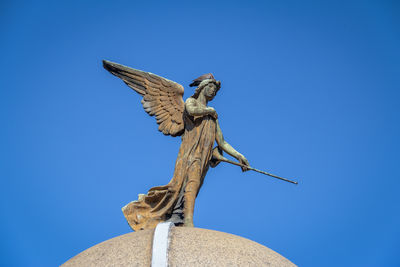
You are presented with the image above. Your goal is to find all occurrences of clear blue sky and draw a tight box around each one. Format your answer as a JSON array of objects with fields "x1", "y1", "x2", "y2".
[{"x1": 1, "y1": 1, "x2": 399, "y2": 266}]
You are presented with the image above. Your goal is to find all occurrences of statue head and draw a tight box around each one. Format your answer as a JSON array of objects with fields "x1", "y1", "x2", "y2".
[{"x1": 190, "y1": 73, "x2": 221, "y2": 100}]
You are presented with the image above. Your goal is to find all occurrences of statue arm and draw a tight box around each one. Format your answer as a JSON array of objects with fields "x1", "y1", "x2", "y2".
[
  {"x1": 185, "y1": 98, "x2": 218, "y2": 119},
  {"x1": 215, "y1": 119, "x2": 250, "y2": 170}
]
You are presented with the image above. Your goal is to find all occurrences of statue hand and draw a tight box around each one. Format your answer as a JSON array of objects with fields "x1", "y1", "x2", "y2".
[
  {"x1": 238, "y1": 154, "x2": 250, "y2": 172},
  {"x1": 207, "y1": 107, "x2": 218, "y2": 120}
]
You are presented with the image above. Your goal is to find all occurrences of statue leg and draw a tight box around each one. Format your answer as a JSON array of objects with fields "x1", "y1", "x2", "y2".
[{"x1": 183, "y1": 163, "x2": 202, "y2": 227}]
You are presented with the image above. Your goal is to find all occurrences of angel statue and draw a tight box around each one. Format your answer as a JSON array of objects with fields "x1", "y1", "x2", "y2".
[{"x1": 103, "y1": 60, "x2": 250, "y2": 231}]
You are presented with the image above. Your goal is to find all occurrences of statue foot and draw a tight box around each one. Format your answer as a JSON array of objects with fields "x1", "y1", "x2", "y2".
[{"x1": 183, "y1": 218, "x2": 194, "y2": 227}]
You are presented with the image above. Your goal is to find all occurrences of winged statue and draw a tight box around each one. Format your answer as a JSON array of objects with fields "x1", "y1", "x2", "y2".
[{"x1": 103, "y1": 60, "x2": 251, "y2": 231}]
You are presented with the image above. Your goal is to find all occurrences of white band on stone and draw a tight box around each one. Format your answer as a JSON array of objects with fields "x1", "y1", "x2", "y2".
[{"x1": 151, "y1": 222, "x2": 174, "y2": 267}]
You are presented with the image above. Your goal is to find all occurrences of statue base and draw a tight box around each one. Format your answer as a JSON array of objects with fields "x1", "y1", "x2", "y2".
[{"x1": 62, "y1": 223, "x2": 296, "y2": 266}]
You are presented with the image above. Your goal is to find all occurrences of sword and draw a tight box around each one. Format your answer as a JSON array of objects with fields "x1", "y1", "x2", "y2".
[{"x1": 219, "y1": 158, "x2": 298, "y2": 185}]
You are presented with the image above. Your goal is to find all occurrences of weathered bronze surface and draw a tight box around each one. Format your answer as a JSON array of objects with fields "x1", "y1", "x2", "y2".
[{"x1": 103, "y1": 60, "x2": 250, "y2": 231}]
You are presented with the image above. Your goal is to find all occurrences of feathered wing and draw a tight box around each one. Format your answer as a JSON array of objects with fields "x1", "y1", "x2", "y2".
[{"x1": 103, "y1": 60, "x2": 185, "y2": 137}]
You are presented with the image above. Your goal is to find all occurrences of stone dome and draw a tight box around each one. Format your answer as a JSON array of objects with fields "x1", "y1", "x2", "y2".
[{"x1": 62, "y1": 226, "x2": 296, "y2": 266}]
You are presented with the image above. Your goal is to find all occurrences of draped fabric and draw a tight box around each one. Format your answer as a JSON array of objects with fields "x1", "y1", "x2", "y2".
[{"x1": 122, "y1": 113, "x2": 216, "y2": 231}]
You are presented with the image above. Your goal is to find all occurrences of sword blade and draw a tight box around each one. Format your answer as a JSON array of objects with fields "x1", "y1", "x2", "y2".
[{"x1": 219, "y1": 158, "x2": 298, "y2": 185}]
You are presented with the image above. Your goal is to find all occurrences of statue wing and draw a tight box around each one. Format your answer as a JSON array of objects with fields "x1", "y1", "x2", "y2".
[{"x1": 103, "y1": 60, "x2": 185, "y2": 137}]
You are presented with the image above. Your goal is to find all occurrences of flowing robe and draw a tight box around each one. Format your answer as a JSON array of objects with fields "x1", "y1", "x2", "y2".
[{"x1": 122, "y1": 111, "x2": 216, "y2": 231}]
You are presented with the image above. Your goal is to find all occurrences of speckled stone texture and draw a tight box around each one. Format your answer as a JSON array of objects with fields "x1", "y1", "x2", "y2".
[
  {"x1": 61, "y1": 227, "x2": 296, "y2": 266},
  {"x1": 61, "y1": 229, "x2": 153, "y2": 267},
  {"x1": 168, "y1": 227, "x2": 296, "y2": 267}
]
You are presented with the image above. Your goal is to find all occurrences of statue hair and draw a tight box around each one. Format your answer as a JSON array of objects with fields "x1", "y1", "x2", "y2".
[{"x1": 191, "y1": 79, "x2": 221, "y2": 98}]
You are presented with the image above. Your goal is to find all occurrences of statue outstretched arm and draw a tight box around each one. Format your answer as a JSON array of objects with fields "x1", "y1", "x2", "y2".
[
  {"x1": 185, "y1": 98, "x2": 218, "y2": 119},
  {"x1": 215, "y1": 119, "x2": 250, "y2": 171}
]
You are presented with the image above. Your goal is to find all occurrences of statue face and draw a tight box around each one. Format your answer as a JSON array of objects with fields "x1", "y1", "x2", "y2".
[{"x1": 204, "y1": 83, "x2": 218, "y2": 100}]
